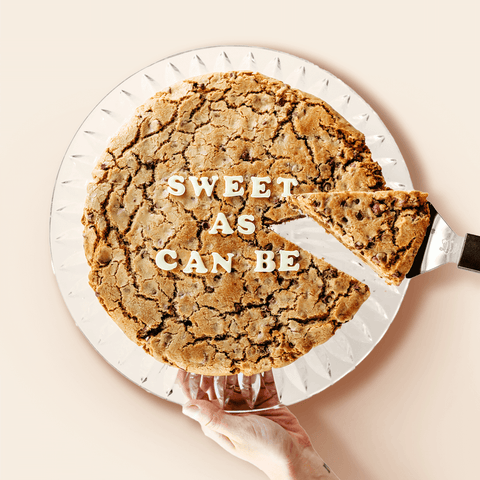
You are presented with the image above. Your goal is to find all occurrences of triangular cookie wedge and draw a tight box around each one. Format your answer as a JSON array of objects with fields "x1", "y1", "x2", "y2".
[{"x1": 289, "y1": 191, "x2": 430, "y2": 286}]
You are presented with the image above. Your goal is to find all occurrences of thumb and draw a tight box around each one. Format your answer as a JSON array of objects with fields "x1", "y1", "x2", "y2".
[
  {"x1": 183, "y1": 400, "x2": 242, "y2": 452},
  {"x1": 182, "y1": 400, "x2": 238, "y2": 436}
]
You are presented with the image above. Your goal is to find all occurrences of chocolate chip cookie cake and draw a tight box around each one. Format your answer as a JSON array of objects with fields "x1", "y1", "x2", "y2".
[
  {"x1": 82, "y1": 71, "x2": 386, "y2": 376},
  {"x1": 289, "y1": 191, "x2": 430, "y2": 286}
]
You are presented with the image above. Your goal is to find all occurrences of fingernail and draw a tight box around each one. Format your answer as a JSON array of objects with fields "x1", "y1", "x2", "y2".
[{"x1": 183, "y1": 404, "x2": 201, "y2": 421}]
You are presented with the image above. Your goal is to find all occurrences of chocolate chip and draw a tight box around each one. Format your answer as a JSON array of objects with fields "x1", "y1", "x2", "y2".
[
  {"x1": 372, "y1": 252, "x2": 387, "y2": 264},
  {"x1": 356, "y1": 212, "x2": 363, "y2": 221},
  {"x1": 97, "y1": 247, "x2": 112, "y2": 265},
  {"x1": 258, "y1": 345, "x2": 268, "y2": 356},
  {"x1": 240, "y1": 151, "x2": 251, "y2": 161},
  {"x1": 206, "y1": 286, "x2": 214, "y2": 293},
  {"x1": 372, "y1": 203, "x2": 383, "y2": 215},
  {"x1": 278, "y1": 97, "x2": 287, "y2": 106},
  {"x1": 163, "y1": 333, "x2": 172, "y2": 347},
  {"x1": 323, "y1": 269, "x2": 337, "y2": 279}
]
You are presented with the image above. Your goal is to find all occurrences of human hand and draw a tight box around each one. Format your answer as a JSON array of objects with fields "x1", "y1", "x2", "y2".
[{"x1": 178, "y1": 371, "x2": 338, "y2": 480}]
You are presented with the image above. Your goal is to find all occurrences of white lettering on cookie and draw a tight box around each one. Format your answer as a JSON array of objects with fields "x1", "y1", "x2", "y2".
[
  {"x1": 254, "y1": 251, "x2": 276, "y2": 272},
  {"x1": 155, "y1": 249, "x2": 178, "y2": 270},
  {"x1": 154, "y1": 249, "x2": 300, "y2": 273},
  {"x1": 167, "y1": 175, "x2": 186, "y2": 196},
  {"x1": 211, "y1": 252, "x2": 234, "y2": 273},
  {"x1": 161, "y1": 174, "x2": 303, "y2": 275},
  {"x1": 277, "y1": 177, "x2": 299, "y2": 197},
  {"x1": 251, "y1": 176, "x2": 271, "y2": 198},
  {"x1": 224, "y1": 176, "x2": 244, "y2": 197},
  {"x1": 237, "y1": 215, "x2": 255, "y2": 234},
  {"x1": 279, "y1": 250, "x2": 300, "y2": 271},
  {"x1": 208, "y1": 212, "x2": 234, "y2": 235},
  {"x1": 165, "y1": 175, "x2": 299, "y2": 199},
  {"x1": 189, "y1": 176, "x2": 219, "y2": 197},
  {"x1": 183, "y1": 251, "x2": 208, "y2": 274}
]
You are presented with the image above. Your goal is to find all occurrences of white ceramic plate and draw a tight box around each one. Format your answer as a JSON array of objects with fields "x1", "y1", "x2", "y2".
[{"x1": 50, "y1": 45, "x2": 413, "y2": 410}]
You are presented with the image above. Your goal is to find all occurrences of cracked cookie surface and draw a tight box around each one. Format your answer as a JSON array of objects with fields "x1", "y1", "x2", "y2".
[
  {"x1": 82, "y1": 71, "x2": 382, "y2": 376},
  {"x1": 289, "y1": 191, "x2": 430, "y2": 285}
]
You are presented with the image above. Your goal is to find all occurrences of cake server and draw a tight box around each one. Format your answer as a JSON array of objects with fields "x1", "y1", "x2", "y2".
[{"x1": 406, "y1": 203, "x2": 480, "y2": 278}]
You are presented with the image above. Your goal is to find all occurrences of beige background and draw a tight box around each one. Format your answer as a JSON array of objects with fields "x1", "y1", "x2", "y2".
[{"x1": 1, "y1": 1, "x2": 480, "y2": 479}]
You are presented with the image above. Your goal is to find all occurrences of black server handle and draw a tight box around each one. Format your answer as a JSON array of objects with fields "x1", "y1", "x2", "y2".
[{"x1": 458, "y1": 233, "x2": 480, "y2": 273}]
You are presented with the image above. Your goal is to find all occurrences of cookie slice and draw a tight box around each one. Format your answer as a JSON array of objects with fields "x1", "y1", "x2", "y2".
[{"x1": 289, "y1": 191, "x2": 430, "y2": 286}]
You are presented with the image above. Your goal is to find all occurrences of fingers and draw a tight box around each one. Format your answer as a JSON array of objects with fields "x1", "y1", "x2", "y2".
[
  {"x1": 178, "y1": 370, "x2": 282, "y2": 411},
  {"x1": 254, "y1": 379, "x2": 280, "y2": 409},
  {"x1": 175, "y1": 370, "x2": 193, "y2": 400},
  {"x1": 199, "y1": 376, "x2": 216, "y2": 400},
  {"x1": 176, "y1": 370, "x2": 216, "y2": 401}
]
